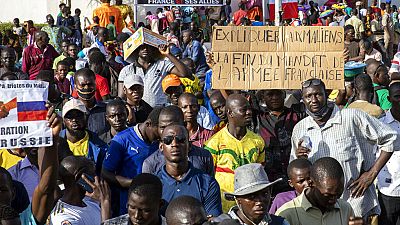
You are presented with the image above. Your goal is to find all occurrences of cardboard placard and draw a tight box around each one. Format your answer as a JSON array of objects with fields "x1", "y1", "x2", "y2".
[
  {"x1": 0, "y1": 80, "x2": 52, "y2": 149},
  {"x1": 123, "y1": 27, "x2": 167, "y2": 63},
  {"x1": 211, "y1": 26, "x2": 344, "y2": 90}
]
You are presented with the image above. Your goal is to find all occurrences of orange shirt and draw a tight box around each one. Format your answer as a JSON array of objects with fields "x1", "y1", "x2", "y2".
[{"x1": 93, "y1": 3, "x2": 123, "y2": 33}]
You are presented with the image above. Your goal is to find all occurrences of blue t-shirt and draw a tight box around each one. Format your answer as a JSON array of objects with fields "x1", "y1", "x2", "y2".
[
  {"x1": 156, "y1": 164, "x2": 222, "y2": 217},
  {"x1": 20, "y1": 204, "x2": 37, "y2": 225},
  {"x1": 103, "y1": 125, "x2": 158, "y2": 215}
]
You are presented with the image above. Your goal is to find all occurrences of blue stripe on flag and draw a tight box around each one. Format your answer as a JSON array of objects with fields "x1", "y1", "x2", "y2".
[{"x1": 17, "y1": 101, "x2": 47, "y2": 112}]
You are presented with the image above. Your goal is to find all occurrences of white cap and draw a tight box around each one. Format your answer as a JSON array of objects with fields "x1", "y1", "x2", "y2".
[
  {"x1": 62, "y1": 98, "x2": 88, "y2": 118},
  {"x1": 124, "y1": 74, "x2": 144, "y2": 89}
]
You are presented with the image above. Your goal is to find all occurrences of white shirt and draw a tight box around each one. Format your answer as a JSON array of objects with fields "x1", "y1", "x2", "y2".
[
  {"x1": 378, "y1": 110, "x2": 400, "y2": 197},
  {"x1": 198, "y1": 106, "x2": 216, "y2": 130},
  {"x1": 50, "y1": 197, "x2": 101, "y2": 225},
  {"x1": 364, "y1": 48, "x2": 382, "y2": 62},
  {"x1": 291, "y1": 105, "x2": 397, "y2": 217}
]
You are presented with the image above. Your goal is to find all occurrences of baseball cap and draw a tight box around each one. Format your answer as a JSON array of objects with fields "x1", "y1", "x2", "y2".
[
  {"x1": 162, "y1": 74, "x2": 182, "y2": 93},
  {"x1": 62, "y1": 98, "x2": 88, "y2": 118},
  {"x1": 124, "y1": 74, "x2": 144, "y2": 89}
]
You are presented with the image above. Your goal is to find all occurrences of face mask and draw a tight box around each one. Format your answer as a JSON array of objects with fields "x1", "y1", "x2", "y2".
[
  {"x1": 305, "y1": 101, "x2": 334, "y2": 120},
  {"x1": 77, "y1": 88, "x2": 95, "y2": 100}
]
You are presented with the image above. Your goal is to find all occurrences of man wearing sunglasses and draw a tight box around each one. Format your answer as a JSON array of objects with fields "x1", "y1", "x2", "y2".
[
  {"x1": 157, "y1": 124, "x2": 222, "y2": 217},
  {"x1": 291, "y1": 78, "x2": 397, "y2": 224}
]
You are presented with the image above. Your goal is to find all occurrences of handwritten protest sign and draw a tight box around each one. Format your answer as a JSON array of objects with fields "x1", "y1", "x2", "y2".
[
  {"x1": 211, "y1": 26, "x2": 344, "y2": 89},
  {"x1": 0, "y1": 80, "x2": 52, "y2": 149}
]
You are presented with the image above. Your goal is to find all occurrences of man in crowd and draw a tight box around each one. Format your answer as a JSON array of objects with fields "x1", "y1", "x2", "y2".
[
  {"x1": 142, "y1": 105, "x2": 214, "y2": 176},
  {"x1": 103, "y1": 99, "x2": 128, "y2": 144},
  {"x1": 8, "y1": 147, "x2": 39, "y2": 201},
  {"x1": 165, "y1": 196, "x2": 208, "y2": 225},
  {"x1": 257, "y1": 89, "x2": 306, "y2": 192},
  {"x1": 178, "y1": 93, "x2": 214, "y2": 148},
  {"x1": 74, "y1": 68, "x2": 110, "y2": 138},
  {"x1": 345, "y1": 9, "x2": 365, "y2": 39},
  {"x1": 209, "y1": 91, "x2": 228, "y2": 132},
  {"x1": 214, "y1": 163, "x2": 289, "y2": 225},
  {"x1": 41, "y1": 14, "x2": 72, "y2": 54},
  {"x1": 0, "y1": 47, "x2": 28, "y2": 80},
  {"x1": 22, "y1": 31, "x2": 59, "y2": 80},
  {"x1": 291, "y1": 78, "x2": 397, "y2": 222},
  {"x1": 276, "y1": 157, "x2": 363, "y2": 225},
  {"x1": 377, "y1": 82, "x2": 400, "y2": 225},
  {"x1": 382, "y1": 3, "x2": 394, "y2": 59},
  {"x1": 205, "y1": 94, "x2": 265, "y2": 212},
  {"x1": 103, "y1": 173, "x2": 165, "y2": 225},
  {"x1": 182, "y1": 30, "x2": 209, "y2": 77},
  {"x1": 114, "y1": 0, "x2": 134, "y2": 29},
  {"x1": 60, "y1": 98, "x2": 108, "y2": 173},
  {"x1": 102, "y1": 108, "x2": 160, "y2": 215},
  {"x1": 52, "y1": 39, "x2": 70, "y2": 69},
  {"x1": 347, "y1": 73, "x2": 383, "y2": 118},
  {"x1": 366, "y1": 59, "x2": 392, "y2": 110},
  {"x1": 93, "y1": 0, "x2": 123, "y2": 33},
  {"x1": 88, "y1": 51, "x2": 111, "y2": 101},
  {"x1": 157, "y1": 124, "x2": 222, "y2": 216}
]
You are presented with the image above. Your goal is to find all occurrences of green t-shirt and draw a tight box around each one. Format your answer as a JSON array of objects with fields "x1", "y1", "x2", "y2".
[
  {"x1": 106, "y1": 24, "x2": 117, "y2": 40},
  {"x1": 373, "y1": 83, "x2": 392, "y2": 110}
]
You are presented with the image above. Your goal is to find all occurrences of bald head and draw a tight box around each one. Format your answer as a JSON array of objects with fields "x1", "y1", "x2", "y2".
[
  {"x1": 226, "y1": 93, "x2": 248, "y2": 111},
  {"x1": 59, "y1": 156, "x2": 95, "y2": 183},
  {"x1": 35, "y1": 31, "x2": 48, "y2": 41},
  {"x1": 365, "y1": 59, "x2": 381, "y2": 76},
  {"x1": 165, "y1": 196, "x2": 207, "y2": 225},
  {"x1": 226, "y1": 93, "x2": 252, "y2": 127}
]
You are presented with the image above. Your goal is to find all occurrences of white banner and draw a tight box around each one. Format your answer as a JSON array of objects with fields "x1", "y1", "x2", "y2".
[{"x1": 0, "y1": 80, "x2": 52, "y2": 149}]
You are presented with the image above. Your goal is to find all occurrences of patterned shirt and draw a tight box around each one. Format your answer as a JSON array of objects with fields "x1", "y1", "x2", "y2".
[
  {"x1": 290, "y1": 105, "x2": 397, "y2": 217},
  {"x1": 204, "y1": 126, "x2": 265, "y2": 212},
  {"x1": 41, "y1": 25, "x2": 72, "y2": 53},
  {"x1": 190, "y1": 125, "x2": 215, "y2": 148}
]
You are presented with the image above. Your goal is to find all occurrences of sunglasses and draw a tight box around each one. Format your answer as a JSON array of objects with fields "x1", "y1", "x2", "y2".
[
  {"x1": 162, "y1": 135, "x2": 186, "y2": 145},
  {"x1": 302, "y1": 79, "x2": 322, "y2": 88}
]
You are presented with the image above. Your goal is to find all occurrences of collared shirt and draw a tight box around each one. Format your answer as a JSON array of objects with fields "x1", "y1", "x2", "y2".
[
  {"x1": 118, "y1": 59, "x2": 174, "y2": 107},
  {"x1": 182, "y1": 40, "x2": 209, "y2": 74},
  {"x1": 345, "y1": 16, "x2": 365, "y2": 39},
  {"x1": 0, "y1": 67, "x2": 29, "y2": 80},
  {"x1": 22, "y1": 43, "x2": 59, "y2": 80},
  {"x1": 229, "y1": 206, "x2": 290, "y2": 225},
  {"x1": 103, "y1": 214, "x2": 167, "y2": 225},
  {"x1": 347, "y1": 100, "x2": 383, "y2": 118},
  {"x1": 93, "y1": 3, "x2": 123, "y2": 32},
  {"x1": 142, "y1": 145, "x2": 214, "y2": 176},
  {"x1": 377, "y1": 110, "x2": 400, "y2": 197},
  {"x1": 41, "y1": 25, "x2": 72, "y2": 53},
  {"x1": 276, "y1": 189, "x2": 354, "y2": 225},
  {"x1": 156, "y1": 164, "x2": 222, "y2": 216},
  {"x1": 290, "y1": 105, "x2": 397, "y2": 216},
  {"x1": 103, "y1": 125, "x2": 159, "y2": 215},
  {"x1": 204, "y1": 126, "x2": 265, "y2": 212},
  {"x1": 364, "y1": 48, "x2": 382, "y2": 62},
  {"x1": 190, "y1": 125, "x2": 215, "y2": 148},
  {"x1": 8, "y1": 157, "x2": 39, "y2": 201},
  {"x1": 86, "y1": 101, "x2": 110, "y2": 139},
  {"x1": 269, "y1": 190, "x2": 297, "y2": 214}
]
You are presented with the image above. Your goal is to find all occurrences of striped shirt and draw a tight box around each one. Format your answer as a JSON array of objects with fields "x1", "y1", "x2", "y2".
[{"x1": 290, "y1": 105, "x2": 397, "y2": 217}]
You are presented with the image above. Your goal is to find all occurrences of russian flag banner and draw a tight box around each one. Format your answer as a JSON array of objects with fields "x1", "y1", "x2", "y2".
[
  {"x1": 17, "y1": 100, "x2": 48, "y2": 122},
  {"x1": 0, "y1": 80, "x2": 52, "y2": 149},
  {"x1": 269, "y1": 0, "x2": 299, "y2": 21}
]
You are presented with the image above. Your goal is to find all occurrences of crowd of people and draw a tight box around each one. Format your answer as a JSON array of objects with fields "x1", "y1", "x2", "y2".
[{"x1": 1, "y1": 0, "x2": 400, "y2": 225}]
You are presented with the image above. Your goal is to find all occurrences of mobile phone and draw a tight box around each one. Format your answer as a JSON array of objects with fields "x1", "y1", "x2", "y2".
[{"x1": 77, "y1": 173, "x2": 95, "y2": 193}]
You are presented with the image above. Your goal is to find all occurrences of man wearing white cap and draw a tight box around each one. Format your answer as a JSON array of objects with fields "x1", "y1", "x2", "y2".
[
  {"x1": 59, "y1": 98, "x2": 108, "y2": 174},
  {"x1": 213, "y1": 163, "x2": 289, "y2": 225},
  {"x1": 123, "y1": 74, "x2": 153, "y2": 124}
]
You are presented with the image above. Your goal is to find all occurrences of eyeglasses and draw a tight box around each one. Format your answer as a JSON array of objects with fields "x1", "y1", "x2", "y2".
[
  {"x1": 162, "y1": 135, "x2": 186, "y2": 145},
  {"x1": 302, "y1": 79, "x2": 322, "y2": 88}
]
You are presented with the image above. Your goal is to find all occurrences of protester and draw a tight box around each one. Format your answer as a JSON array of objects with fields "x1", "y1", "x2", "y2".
[
  {"x1": 291, "y1": 78, "x2": 397, "y2": 221},
  {"x1": 93, "y1": 0, "x2": 123, "y2": 33},
  {"x1": 182, "y1": 30, "x2": 209, "y2": 77},
  {"x1": 366, "y1": 59, "x2": 392, "y2": 110},
  {"x1": 276, "y1": 157, "x2": 363, "y2": 225},
  {"x1": 205, "y1": 94, "x2": 266, "y2": 212},
  {"x1": 52, "y1": 39, "x2": 70, "y2": 69},
  {"x1": 165, "y1": 196, "x2": 208, "y2": 225},
  {"x1": 22, "y1": 31, "x2": 59, "y2": 80},
  {"x1": 102, "y1": 173, "x2": 166, "y2": 225},
  {"x1": 102, "y1": 108, "x2": 161, "y2": 215},
  {"x1": 157, "y1": 124, "x2": 222, "y2": 216},
  {"x1": 41, "y1": 14, "x2": 72, "y2": 54},
  {"x1": 213, "y1": 163, "x2": 289, "y2": 225},
  {"x1": 377, "y1": 82, "x2": 400, "y2": 225},
  {"x1": 0, "y1": 47, "x2": 28, "y2": 80},
  {"x1": 269, "y1": 158, "x2": 311, "y2": 214},
  {"x1": 103, "y1": 99, "x2": 128, "y2": 144},
  {"x1": 142, "y1": 105, "x2": 214, "y2": 175}
]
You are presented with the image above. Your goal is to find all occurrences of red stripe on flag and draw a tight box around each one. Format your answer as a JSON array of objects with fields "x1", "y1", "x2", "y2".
[
  {"x1": 18, "y1": 110, "x2": 48, "y2": 122},
  {"x1": 269, "y1": 2, "x2": 298, "y2": 20},
  {"x1": 215, "y1": 167, "x2": 235, "y2": 174}
]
